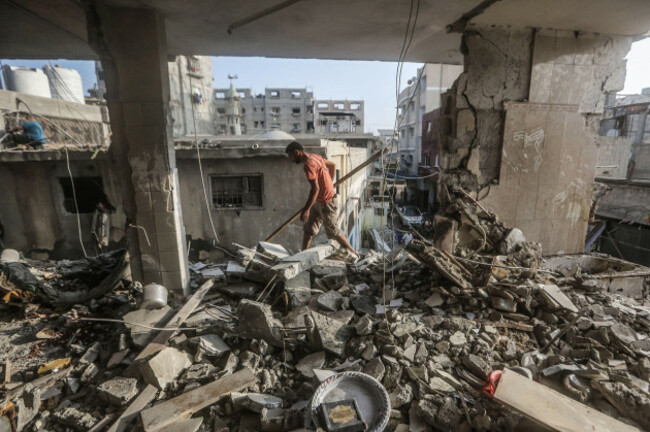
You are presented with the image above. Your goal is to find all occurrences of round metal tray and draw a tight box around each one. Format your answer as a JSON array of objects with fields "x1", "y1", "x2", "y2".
[{"x1": 307, "y1": 371, "x2": 391, "y2": 432}]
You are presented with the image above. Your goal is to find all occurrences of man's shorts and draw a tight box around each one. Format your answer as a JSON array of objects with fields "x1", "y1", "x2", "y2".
[{"x1": 304, "y1": 201, "x2": 340, "y2": 239}]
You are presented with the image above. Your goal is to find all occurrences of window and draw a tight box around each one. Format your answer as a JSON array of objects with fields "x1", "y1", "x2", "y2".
[
  {"x1": 292, "y1": 123, "x2": 302, "y2": 131},
  {"x1": 253, "y1": 107, "x2": 257, "y2": 112},
  {"x1": 426, "y1": 121, "x2": 432, "y2": 134},
  {"x1": 215, "y1": 92, "x2": 225, "y2": 99},
  {"x1": 291, "y1": 91, "x2": 301, "y2": 98},
  {"x1": 333, "y1": 103, "x2": 345, "y2": 110},
  {"x1": 217, "y1": 108, "x2": 226, "y2": 115},
  {"x1": 350, "y1": 103, "x2": 361, "y2": 110},
  {"x1": 261, "y1": 107, "x2": 265, "y2": 112},
  {"x1": 238, "y1": 92, "x2": 245, "y2": 98},
  {"x1": 211, "y1": 174, "x2": 263, "y2": 209},
  {"x1": 260, "y1": 121, "x2": 265, "y2": 127},
  {"x1": 242, "y1": 108, "x2": 246, "y2": 114},
  {"x1": 409, "y1": 127, "x2": 414, "y2": 137},
  {"x1": 218, "y1": 124, "x2": 227, "y2": 133},
  {"x1": 254, "y1": 121, "x2": 259, "y2": 127},
  {"x1": 320, "y1": 119, "x2": 328, "y2": 126},
  {"x1": 59, "y1": 177, "x2": 106, "y2": 213},
  {"x1": 423, "y1": 153, "x2": 430, "y2": 166},
  {"x1": 271, "y1": 107, "x2": 281, "y2": 116},
  {"x1": 317, "y1": 102, "x2": 329, "y2": 109},
  {"x1": 292, "y1": 107, "x2": 301, "y2": 115},
  {"x1": 355, "y1": 119, "x2": 361, "y2": 126},
  {"x1": 270, "y1": 91, "x2": 280, "y2": 98},
  {"x1": 241, "y1": 124, "x2": 247, "y2": 134}
]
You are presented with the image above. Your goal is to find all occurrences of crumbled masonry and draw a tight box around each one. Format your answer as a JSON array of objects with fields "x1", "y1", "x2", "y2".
[{"x1": 0, "y1": 189, "x2": 649, "y2": 431}]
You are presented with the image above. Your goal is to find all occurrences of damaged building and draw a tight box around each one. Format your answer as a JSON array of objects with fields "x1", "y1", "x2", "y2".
[{"x1": 1, "y1": 1, "x2": 650, "y2": 432}]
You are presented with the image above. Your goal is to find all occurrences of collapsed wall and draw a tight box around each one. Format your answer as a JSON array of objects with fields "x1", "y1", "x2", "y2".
[{"x1": 439, "y1": 27, "x2": 632, "y2": 254}]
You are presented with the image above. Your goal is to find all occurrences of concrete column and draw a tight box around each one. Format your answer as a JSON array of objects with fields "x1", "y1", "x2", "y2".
[
  {"x1": 87, "y1": 6, "x2": 189, "y2": 294},
  {"x1": 440, "y1": 27, "x2": 632, "y2": 254}
]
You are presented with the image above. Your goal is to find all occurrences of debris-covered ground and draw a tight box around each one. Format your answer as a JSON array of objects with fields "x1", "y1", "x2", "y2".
[{"x1": 1, "y1": 188, "x2": 649, "y2": 431}]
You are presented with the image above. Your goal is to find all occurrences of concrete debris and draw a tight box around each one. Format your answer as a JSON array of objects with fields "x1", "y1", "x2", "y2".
[
  {"x1": 140, "y1": 347, "x2": 192, "y2": 389},
  {"x1": 2, "y1": 197, "x2": 650, "y2": 432},
  {"x1": 237, "y1": 300, "x2": 284, "y2": 347},
  {"x1": 96, "y1": 377, "x2": 139, "y2": 406}
]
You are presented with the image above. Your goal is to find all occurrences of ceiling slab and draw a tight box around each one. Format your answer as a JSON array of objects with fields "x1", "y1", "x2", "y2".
[
  {"x1": 470, "y1": 0, "x2": 650, "y2": 36},
  {"x1": 0, "y1": 0, "x2": 649, "y2": 62}
]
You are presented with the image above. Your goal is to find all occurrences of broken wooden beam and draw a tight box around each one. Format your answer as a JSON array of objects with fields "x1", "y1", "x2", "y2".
[
  {"x1": 133, "y1": 279, "x2": 215, "y2": 364},
  {"x1": 106, "y1": 384, "x2": 157, "y2": 432},
  {"x1": 140, "y1": 368, "x2": 256, "y2": 432}
]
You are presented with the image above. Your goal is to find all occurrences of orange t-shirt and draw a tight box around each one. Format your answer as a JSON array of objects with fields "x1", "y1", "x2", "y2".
[{"x1": 304, "y1": 154, "x2": 335, "y2": 204}]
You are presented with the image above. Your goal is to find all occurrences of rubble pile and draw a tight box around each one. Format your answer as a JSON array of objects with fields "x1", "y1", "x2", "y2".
[{"x1": 1, "y1": 192, "x2": 649, "y2": 431}]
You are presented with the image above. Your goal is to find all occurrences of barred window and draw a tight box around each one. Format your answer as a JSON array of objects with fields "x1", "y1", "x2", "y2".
[{"x1": 211, "y1": 174, "x2": 263, "y2": 209}]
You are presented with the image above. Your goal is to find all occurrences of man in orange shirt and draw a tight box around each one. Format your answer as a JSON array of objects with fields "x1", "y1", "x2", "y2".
[{"x1": 286, "y1": 141, "x2": 359, "y2": 258}]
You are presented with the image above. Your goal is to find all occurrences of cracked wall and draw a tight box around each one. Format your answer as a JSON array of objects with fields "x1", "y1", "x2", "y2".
[{"x1": 441, "y1": 27, "x2": 632, "y2": 253}]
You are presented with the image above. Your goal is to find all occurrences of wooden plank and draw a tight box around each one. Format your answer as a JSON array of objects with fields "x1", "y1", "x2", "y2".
[
  {"x1": 106, "y1": 384, "x2": 157, "y2": 432},
  {"x1": 493, "y1": 369, "x2": 641, "y2": 432},
  {"x1": 88, "y1": 414, "x2": 115, "y2": 432},
  {"x1": 140, "y1": 368, "x2": 256, "y2": 432},
  {"x1": 133, "y1": 279, "x2": 215, "y2": 363}
]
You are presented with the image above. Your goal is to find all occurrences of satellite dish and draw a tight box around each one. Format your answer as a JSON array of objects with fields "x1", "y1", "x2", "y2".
[{"x1": 228, "y1": 74, "x2": 239, "y2": 80}]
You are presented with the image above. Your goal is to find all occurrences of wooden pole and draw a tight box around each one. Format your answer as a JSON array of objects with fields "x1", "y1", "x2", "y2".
[{"x1": 265, "y1": 147, "x2": 387, "y2": 242}]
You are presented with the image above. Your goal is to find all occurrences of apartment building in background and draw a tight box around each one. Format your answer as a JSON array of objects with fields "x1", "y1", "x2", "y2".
[
  {"x1": 397, "y1": 64, "x2": 463, "y2": 174},
  {"x1": 314, "y1": 99, "x2": 365, "y2": 134},
  {"x1": 214, "y1": 87, "x2": 315, "y2": 135}
]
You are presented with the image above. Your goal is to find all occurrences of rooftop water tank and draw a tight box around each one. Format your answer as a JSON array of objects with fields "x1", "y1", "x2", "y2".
[
  {"x1": 2, "y1": 65, "x2": 52, "y2": 98},
  {"x1": 43, "y1": 65, "x2": 85, "y2": 104}
]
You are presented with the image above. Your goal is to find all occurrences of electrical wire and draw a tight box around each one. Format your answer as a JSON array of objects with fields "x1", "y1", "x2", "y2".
[
  {"x1": 187, "y1": 64, "x2": 238, "y2": 259},
  {"x1": 12, "y1": 101, "x2": 88, "y2": 258}
]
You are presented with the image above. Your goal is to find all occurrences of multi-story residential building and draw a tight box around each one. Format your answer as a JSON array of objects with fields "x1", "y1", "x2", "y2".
[
  {"x1": 314, "y1": 100, "x2": 364, "y2": 134},
  {"x1": 396, "y1": 64, "x2": 463, "y2": 174},
  {"x1": 214, "y1": 87, "x2": 314, "y2": 135},
  {"x1": 95, "y1": 56, "x2": 217, "y2": 137}
]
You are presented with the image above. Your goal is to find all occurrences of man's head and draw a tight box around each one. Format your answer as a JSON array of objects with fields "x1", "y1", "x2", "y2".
[
  {"x1": 285, "y1": 141, "x2": 306, "y2": 164},
  {"x1": 25, "y1": 114, "x2": 35, "y2": 121}
]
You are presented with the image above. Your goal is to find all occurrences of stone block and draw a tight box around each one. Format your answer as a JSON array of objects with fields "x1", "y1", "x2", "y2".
[
  {"x1": 140, "y1": 347, "x2": 192, "y2": 389},
  {"x1": 123, "y1": 306, "x2": 173, "y2": 347},
  {"x1": 96, "y1": 377, "x2": 139, "y2": 406},
  {"x1": 237, "y1": 300, "x2": 284, "y2": 347},
  {"x1": 296, "y1": 351, "x2": 326, "y2": 378}
]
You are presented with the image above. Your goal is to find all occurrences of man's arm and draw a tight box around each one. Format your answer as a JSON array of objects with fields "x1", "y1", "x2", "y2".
[
  {"x1": 300, "y1": 179, "x2": 319, "y2": 222},
  {"x1": 325, "y1": 160, "x2": 336, "y2": 182}
]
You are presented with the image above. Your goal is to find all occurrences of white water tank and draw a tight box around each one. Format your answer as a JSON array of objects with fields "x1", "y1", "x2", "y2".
[
  {"x1": 43, "y1": 65, "x2": 85, "y2": 104},
  {"x1": 2, "y1": 65, "x2": 51, "y2": 98}
]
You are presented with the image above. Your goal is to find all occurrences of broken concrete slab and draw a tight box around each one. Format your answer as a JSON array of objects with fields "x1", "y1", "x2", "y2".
[
  {"x1": 316, "y1": 290, "x2": 345, "y2": 311},
  {"x1": 122, "y1": 306, "x2": 174, "y2": 348},
  {"x1": 237, "y1": 300, "x2": 284, "y2": 347},
  {"x1": 258, "y1": 242, "x2": 291, "y2": 261},
  {"x1": 538, "y1": 284, "x2": 579, "y2": 313},
  {"x1": 191, "y1": 334, "x2": 230, "y2": 357},
  {"x1": 272, "y1": 244, "x2": 335, "y2": 280},
  {"x1": 106, "y1": 384, "x2": 157, "y2": 432},
  {"x1": 295, "y1": 351, "x2": 326, "y2": 379},
  {"x1": 308, "y1": 311, "x2": 353, "y2": 357},
  {"x1": 53, "y1": 406, "x2": 97, "y2": 431},
  {"x1": 15, "y1": 385, "x2": 40, "y2": 432},
  {"x1": 140, "y1": 347, "x2": 192, "y2": 390},
  {"x1": 96, "y1": 377, "x2": 139, "y2": 406}
]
